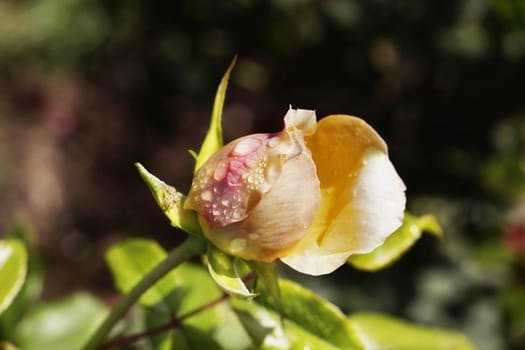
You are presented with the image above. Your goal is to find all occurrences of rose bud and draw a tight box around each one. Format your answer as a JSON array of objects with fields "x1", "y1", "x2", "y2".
[{"x1": 185, "y1": 108, "x2": 406, "y2": 275}]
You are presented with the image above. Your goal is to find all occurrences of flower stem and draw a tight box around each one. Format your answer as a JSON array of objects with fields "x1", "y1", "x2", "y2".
[{"x1": 82, "y1": 238, "x2": 204, "y2": 350}]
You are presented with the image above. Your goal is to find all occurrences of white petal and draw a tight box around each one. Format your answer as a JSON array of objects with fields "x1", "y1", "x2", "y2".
[
  {"x1": 281, "y1": 151, "x2": 406, "y2": 275},
  {"x1": 200, "y1": 152, "x2": 320, "y2": 262},
  {"x1": 284, "y1": 107, "x2": 317, "y2": 136}
]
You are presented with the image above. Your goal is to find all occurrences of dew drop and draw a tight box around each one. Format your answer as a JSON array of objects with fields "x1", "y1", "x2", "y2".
[
  {"x1": 232, "y1": 138, "x2": 261, "y2": 156},
  {"x1": 268, "y1": 137, "x2": 279, "y2": 148},
  {"x1": 409, "y1": 225, "x2": 419, "y2": 235},
  {"x1": 227, "y1": 172, "x2": 241, "y2": 186},
  {"x1": 214, "y1": 161, "x2": 227, "y2": 181},
  {"x1": 230, "y1": 159, "x2": 244, "y2": 170},
  {"x1": 232, "y1": 208, "x2": 244, "y2": 220},
  {"x1": 212, "y1": 207, "x2": 222, "y2": 217},
  {"x1": 201, "y1": 190, "x2": 212, "y2": 202},
  {"x1": 245, "y1": 157, "x2": 257, "y2": 168},
  {"x1": 230, "y1": 238, "x2": 247, "y2": 253}
]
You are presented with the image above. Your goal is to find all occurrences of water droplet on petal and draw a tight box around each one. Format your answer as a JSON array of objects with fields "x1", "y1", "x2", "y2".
[
  {"x1": 214, "y1": 161, "x2": 227, "y2": 181},
  {"x1": 232, "y1": 138, "x2": 261, "y2": 156},
  {"x1": 268, "y1": 137, "x2": 279, "y2": 148},
  {"x1": 227, "y1": 172, "x2": 241, "y2": 186},
  {"x1": 245, "y1": 157, "x2": 257, "y2": 168},
  {"x1": 232, "y1": 208, "x2": 244, "y2": 220},
  {"x1": 230, "y1": 159, "x2": 243, "y2": 170},
  {"x1": 230, "y1": 238, "x2": 247, "y2": 253},
  {"x1": 201, "y1": 190, "x2": 212, "y2": 202}
]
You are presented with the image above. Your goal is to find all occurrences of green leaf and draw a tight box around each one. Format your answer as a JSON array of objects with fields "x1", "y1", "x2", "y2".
[
  {"x1": 171, "y1": 262, "x2": 251, "y2": 350},
  {"x1": 194, "y1": 55, "x2": 237, "y2": 172},
  {"x1": 207, "y1": 244, "x2": 257, "y2": 298},
  {"x1": 348, "y1": 312, "x2": 476, "y2": 350},
  {"x1": 107, "y1": 239, "x2": 249, "y2": 349},
  {"x1": 234, "y1": 299, "x2": 341, "y2": 350},
  {"x1": 13, "y1": 293, "x2": 107, "y2": 350},
  {"x1": 348, "y1": 213, "x2": 442, "y2": 271},
  {"x1": 136, "y1": 163, "x2": 203, "y2": 237},
  {"x1": 171, "y1": 325, "x2": 224, "y2": 350},
  {"x1": 143, "y1": 262, "x2": 224, "y2": 350},
  {"x1": 0, "y1": 341, "x2": 21, "y2": 350},
  {"x1": 233, "y1": 279, "x2": 363, "y2": 349},
  {"x1": 166, "y1": 262, "x2": 223, "y2": 329},
  {"x1": 144, "y1": 262, "x2": 251, "y2": 350},
  {"x1": 0, "y1": 223, "x2": 43, "y2": 338},
  {"x1": 0, "y1": 239, "x2": 27, "y2": 315},
  {"x1": 232, "y1": 306, "x2": 274, "y2": 348},
  {"x1": 503, "y1": 287, "x2": 525, "y2": 340},
  {"x1": 106, "y1": 238, "x2": 180, "y2": 307}
]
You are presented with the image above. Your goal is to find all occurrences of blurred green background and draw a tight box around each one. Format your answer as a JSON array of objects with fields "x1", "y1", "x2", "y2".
[{"x1": 1, "y1": 0, "x2": 525, "y2": 349}]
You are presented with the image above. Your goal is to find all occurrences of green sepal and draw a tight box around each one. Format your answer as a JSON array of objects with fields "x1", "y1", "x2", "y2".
[
  {"x1": 348, "y1": 312, "x2": 475, "y2": 350},
  {"x1": 0, "y1": 239, "x2": 28, "y2": 315},
  {"x1": 207, "y1": 244, "x2": 257, "y2": 299},
  {"x1": 194, "y1": 55, "x2": 237, "y2": 173},
  {"x1": 188, "y1": 149, "x2": 198, "y2": 160},
  {"x1": 135, "y1": 162, "x2": 202, "y2": 237},
  {"x1": 348, "y1": 213, "x2": 442, "y2": 271}
]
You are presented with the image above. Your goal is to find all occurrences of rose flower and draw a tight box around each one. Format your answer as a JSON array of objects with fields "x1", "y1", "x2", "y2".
[{"x1": 184, "y1": 108, "x2": 406, "y2": 275}]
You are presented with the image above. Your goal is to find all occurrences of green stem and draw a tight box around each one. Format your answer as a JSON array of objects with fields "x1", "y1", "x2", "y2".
[{"x1": 82, "y1": 238, "x2": 204, "y2": 350}]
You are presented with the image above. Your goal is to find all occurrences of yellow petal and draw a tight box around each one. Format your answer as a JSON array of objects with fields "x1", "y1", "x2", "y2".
[{"x1": 281, "y1": 115, "x2": 406, "y2": 275}]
